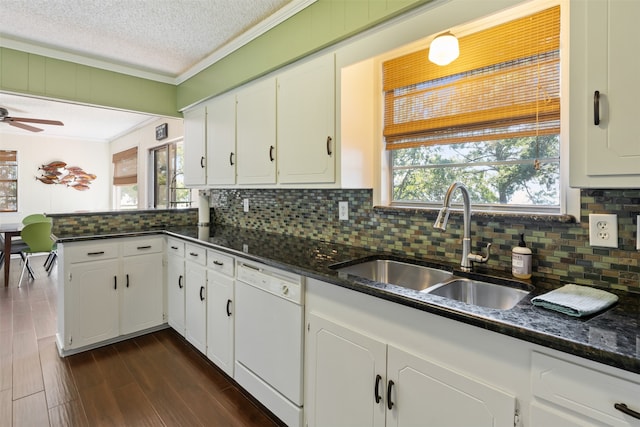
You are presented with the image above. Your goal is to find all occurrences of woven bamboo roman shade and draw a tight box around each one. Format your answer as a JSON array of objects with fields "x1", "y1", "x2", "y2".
[
  {"x1": 112, "y1": 147, "x2": 138, "y2": 185},
  {"x1": 383, "y1": 6, "x2": 560, "y2": 150}
]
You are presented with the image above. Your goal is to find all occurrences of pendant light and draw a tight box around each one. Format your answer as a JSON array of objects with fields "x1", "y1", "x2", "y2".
[{"x1": 428, "y1": 32, "x2": 459, "y2": 66}]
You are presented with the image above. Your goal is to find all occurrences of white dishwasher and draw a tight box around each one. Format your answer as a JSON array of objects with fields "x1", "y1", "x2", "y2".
[{"x1": 235, "y1": 260, "x2": 304, "y2": 427}]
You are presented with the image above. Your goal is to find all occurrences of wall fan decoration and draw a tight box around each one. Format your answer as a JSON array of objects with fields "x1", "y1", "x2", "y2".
[{"x1": 36, "y1": 161, "x2": 97, "y2": 191}]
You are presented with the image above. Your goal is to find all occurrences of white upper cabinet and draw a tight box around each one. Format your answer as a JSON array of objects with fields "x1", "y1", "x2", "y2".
[
  {"x1": 183, "y1": 105, "x2": 207, "y2": 187},
  {"x1": 206, "y1": 92, "x2": 237, "y2": 186},
  {"x1": 570, "y1": 0, "x2": 640, "y2": 187},
  {"x1": 236, "y1": 77, "x2": 277, "y2": 185},
  {"x1": 277, "y1": 54, "x2": 336, "y2": 184}
]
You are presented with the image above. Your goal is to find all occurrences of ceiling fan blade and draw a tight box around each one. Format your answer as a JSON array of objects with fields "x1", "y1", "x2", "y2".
[
  {"x1": 9, "y1": 117, "x2": 64, "y2": 126},
  {"x1": 9, "y1": 121, "x2": 43, "y2": 132}
]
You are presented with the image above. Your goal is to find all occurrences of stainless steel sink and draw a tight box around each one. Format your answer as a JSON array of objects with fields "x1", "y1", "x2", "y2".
[
  {"x1": 333, "y1": 259, "x2": 453, "y2": 292},
  {"x1": 427, "y1": 278, "x2": 530, "y2": 310}
]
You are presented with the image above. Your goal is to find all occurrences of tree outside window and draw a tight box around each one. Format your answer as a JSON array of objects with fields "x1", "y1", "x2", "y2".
[
  {"x1": 0, "y1": 150, "x2": 18, "y2": 212},
  {"x1": 151, "y1": 141, "x2": 190, "y2": 209},
  {"x1": 384, "y1": 6, "x2": 561, "y2": 212}
]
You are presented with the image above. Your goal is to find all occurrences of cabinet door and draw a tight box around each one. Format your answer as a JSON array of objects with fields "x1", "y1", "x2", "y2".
[
  {"x1": 278, "y1": 54, "x2": 335, "y2": 184},
  {"x1": 206, "y1": 93, "x2": 237, "y2": 186},
  {"x1": 206, "y1": 270, "x2": 234, "y2": 377},
  {"x1": 185, "y1": 261, "x2": 207, "y2": 353},
  {"x1": 570, "y1": 0, "x2": 640, "y2": 186},
  {"x1": 68, "y1": 259, "x2": 120, "y2": 349},
  {"x1": 531, "y1": 351, "x2": 640, "y2": 426},
  {"x1": 386, "y1": 345, "x2": 515, "y2": 427},
  {"x1": 121, "y1": 252, "x2": 164, "y2": 335},
  {"x1": 167, "y1": 253, "x2": 186, "y2": 335},
  {"x1": 236, "y1": 78, "x2": 277, "y2": 184},
  {"x1": 306, "y1": 313, "x2": 386, "y2": 427},
  {"x1": 183, "y1": 105, "x2": 207, "y2": 186},
  {"x1": 530, "y1": 401, "x2": 600, "y2": 427}
]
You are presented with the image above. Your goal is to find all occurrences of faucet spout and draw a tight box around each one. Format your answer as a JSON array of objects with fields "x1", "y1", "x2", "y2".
[{"x1": 434, "y1": 181, "x2": 487, "y2": 272}]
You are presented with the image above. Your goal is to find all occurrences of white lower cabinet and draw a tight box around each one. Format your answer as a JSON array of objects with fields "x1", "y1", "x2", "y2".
[
  {"x1": 67, "y1": 255, "x2": 120, "y2": 349},
  {"x1": 166, "y1": 238, "x2": 186, "y2": 335},
  {"x1": 184, "y1": 243, "x2": 207, "y2": 354},
  {"x1": 58, "y1": 236, "x2": 165, "y2": 353},
  {"x1": 206, "y1": 249, "x2": 235, "y2": 377},
  {"x1": 531, "y1": 351, "x2": 640, "y2": 426},
  {"x1": 305, "y1": 278, "x2": 520, "y2": 427},
  {"x1": 307, "y1": 313, "x2": 386, "y2": 427},
  {"x1": 120, "y1": 239, "x2": 164, "y2": 335},
  {"x1": 306, "y1": 312, "x2": 515, "y2": 427},
  {"x1": 386, "y1": 345, "x2": 515, "y2": 427}
]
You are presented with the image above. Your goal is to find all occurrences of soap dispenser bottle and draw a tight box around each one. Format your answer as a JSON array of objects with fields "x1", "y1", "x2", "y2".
[{"x1": 512, "y1": 233, "x2": 532, "y2": 279}]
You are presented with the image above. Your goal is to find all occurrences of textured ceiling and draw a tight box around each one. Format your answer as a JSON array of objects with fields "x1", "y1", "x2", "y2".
[
  {"x1": 0, "y1": 0, "x2": 304, "y2": 141},
  {"x1": 0, "y1": 0, "x2": 294, "y2": 79}
]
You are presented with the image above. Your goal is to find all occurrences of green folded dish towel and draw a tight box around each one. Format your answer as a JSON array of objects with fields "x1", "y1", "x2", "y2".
[{"x1": 531, "y1": 284, "x2": 618, "y2": 317}]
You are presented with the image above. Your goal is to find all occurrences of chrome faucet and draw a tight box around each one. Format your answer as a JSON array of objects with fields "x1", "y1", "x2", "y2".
[{"x1": 433, "y1": 181, "x2": 491, "y2": 271}]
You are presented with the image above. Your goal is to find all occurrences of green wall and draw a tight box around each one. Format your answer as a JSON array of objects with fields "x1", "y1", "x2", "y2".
[
  {"x1": 1, "y1": 0, "x2": 430, "y2": 115},
  {"x1": 176, "y1": 0, "x2": 431, "y2": 110},
  {"x1": 0, "y1": 47, "x2": 179, "y2": 117}
]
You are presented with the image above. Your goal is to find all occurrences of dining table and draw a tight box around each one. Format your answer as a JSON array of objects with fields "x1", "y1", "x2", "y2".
[{"x1": 1, "y1": 222, "x2": 23, "y2": 286}]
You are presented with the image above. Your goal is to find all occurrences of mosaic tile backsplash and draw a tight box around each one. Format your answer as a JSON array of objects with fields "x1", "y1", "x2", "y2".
[
  {"x1": 49, "y1": 189, "x2": 639, "y2": 293},
  {"x1": 50, "y1": 209, "x2": 197, "y2": 236},
  {"x1": 210, "y1": 188, "x2": 640, "y2": 293}
]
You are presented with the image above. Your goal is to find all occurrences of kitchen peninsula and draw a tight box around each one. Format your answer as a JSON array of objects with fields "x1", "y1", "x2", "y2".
[{"x1": 53, "y1": 218, "x2": 640, "y2": 427}]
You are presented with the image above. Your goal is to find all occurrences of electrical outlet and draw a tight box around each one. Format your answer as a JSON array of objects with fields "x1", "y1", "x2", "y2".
[
  {"x1": 243, "y1": 198, "x2": 249, "y2": 213},
  {"x1": 589, "y1": 213, "x2": 618, "y2": 248},
  {"x1": 338, "y1": 201, "x2": 349, "y2": 221}
]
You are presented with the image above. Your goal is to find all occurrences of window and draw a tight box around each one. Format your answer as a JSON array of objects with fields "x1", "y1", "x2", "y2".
[
  {"x1": 113, "y1": 147, "x2": 138, "y2": 210},
  {"x1": 0, "y1": 150, "x2": 18, "y2": 212},
  {"x1": 151, "y1": 141, "x2": 190, "y2": 209},
  {"x1": 383, "y1": 6, "x2": 561, "y2": 212}
]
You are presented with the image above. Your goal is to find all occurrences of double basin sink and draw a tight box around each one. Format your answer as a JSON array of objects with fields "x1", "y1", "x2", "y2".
[{"x1": 331, "y1": 258, "x2": 532, "y2": 310}]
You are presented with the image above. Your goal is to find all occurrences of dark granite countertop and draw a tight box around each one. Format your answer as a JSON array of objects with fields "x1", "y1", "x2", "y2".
[{"x1": 55, "y1": 225, "x2": 640, "y2": 375}]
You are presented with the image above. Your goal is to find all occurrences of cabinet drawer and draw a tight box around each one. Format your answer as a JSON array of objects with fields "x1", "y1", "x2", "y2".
[
  {"x1": 123, "y1": 237, "x2": 163, "y2": 257},
  {"x1": 167, "y1": 238, "x2": 185, "y2": 257},
  {"x1": 65, "y1": 241, "x2": 119, "y2": 263},
  {"x1": 207, "y1": 249, "x2": 234, "y2": 277},
  {"x1": 185, "y1": 244, "x2": 207, "y2": 266},
  {"x1": 531, "y1": 351, "x2": 640, "y2": 425}
]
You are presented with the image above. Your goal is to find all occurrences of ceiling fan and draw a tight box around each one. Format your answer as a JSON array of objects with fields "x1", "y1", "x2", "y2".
[{"x1": 0, "y1": 107, "x2": 64, "y2": 132}]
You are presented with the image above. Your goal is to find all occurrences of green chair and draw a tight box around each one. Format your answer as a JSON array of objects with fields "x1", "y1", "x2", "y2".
[
  {"x1": 21, "y1": 214, "x2": 56, "y2": 273},
  {"x1": 22, "y1": 213, "x2": 49, "y2": 225},
  {"x1": 18, "y1": 221, "x2": 54, "y2": 286}
]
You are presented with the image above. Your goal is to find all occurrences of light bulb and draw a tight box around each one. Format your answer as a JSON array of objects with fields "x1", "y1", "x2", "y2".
[{"x1": 428, "y1": 32, "x2": 459, "y2": 66}]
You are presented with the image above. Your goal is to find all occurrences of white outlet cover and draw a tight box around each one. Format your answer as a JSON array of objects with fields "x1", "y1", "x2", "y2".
[{"x1": 588, "y1": 213, "x2": 618, "y2": 248}]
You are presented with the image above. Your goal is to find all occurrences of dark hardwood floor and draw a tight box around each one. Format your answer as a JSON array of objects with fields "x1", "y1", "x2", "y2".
[{"x1": 0, "y1": 254, "x2": 282, "y2": 427}]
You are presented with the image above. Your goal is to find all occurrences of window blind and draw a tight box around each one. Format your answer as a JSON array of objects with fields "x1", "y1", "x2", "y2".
[
  {"x1": 383, "y1": 6, "x2": 560, "y2": 150},
  {"x1": 112, "y1": 147, "x2": 138, "y2": 185}
]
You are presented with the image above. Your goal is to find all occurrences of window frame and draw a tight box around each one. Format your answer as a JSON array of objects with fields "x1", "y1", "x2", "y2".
[
  {"x1": 149, "y1": 140, "x2": 191, "y2": 209},
  {"x1": 0, "y1": 150, "x2": 18, "y2": 213},
  {"x1": 370, "y1": 0, "x2": 575, "y2": 217}
]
